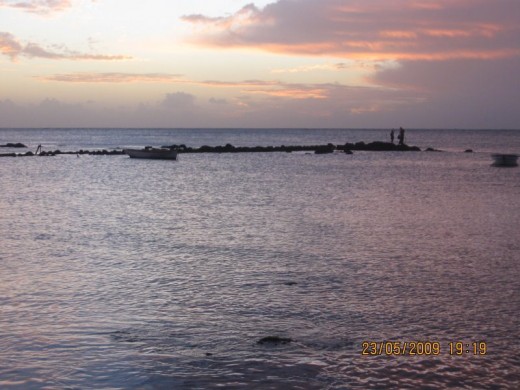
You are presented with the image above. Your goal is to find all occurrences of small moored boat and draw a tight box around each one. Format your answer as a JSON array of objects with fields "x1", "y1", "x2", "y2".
[
  {"x1": 491, "y1": 154, "x2": 518, "y2": 167},
  {"x1": 124, "y1": 147, "x2": 178, "y2": 160}
]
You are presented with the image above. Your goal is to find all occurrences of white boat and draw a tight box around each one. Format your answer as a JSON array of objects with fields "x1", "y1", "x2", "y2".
[
  {"x1": 124, "y1": 147, "x2": 178, "y2": 160},
  {"x1": 491, "y1": 154, "x2": 518, "y2": 167}
]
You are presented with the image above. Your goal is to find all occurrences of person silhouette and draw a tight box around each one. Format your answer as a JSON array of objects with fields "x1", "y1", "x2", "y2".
[
  {"x1": 398, "y1": 127, "x2": 405, "y2": 145},
  {"x1": 390, "y1": 129, "x2": 395, "y2": 144}
]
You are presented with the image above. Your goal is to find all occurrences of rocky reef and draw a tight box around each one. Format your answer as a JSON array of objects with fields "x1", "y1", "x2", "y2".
[
  {"x1": 162, "y1": 141, "x2": 421, "y2": 154},
  {"x1": 0, "y1": 141, "x2": 431, "y2": 158}
]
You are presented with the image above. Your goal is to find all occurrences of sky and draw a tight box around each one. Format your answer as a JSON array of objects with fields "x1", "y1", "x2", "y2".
[{"x1": 0, "y1": 0, "x2": 519, "y2": 128}]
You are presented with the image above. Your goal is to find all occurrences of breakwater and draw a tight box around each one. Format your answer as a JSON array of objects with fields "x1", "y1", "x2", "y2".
[
  {"x1": 0, "y1": 149, "x2": 125, "y2": 157},
  {"x1": 164, "y1": 141, "x2": 421, "y2": 153},
  {"x1": 0, "y1": 141, "x2": 425, "y2": 158}
]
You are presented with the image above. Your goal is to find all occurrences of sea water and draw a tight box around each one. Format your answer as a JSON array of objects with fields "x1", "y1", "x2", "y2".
[{"x1": 0, "y1": 129, "x2": 519, "y2": 389}]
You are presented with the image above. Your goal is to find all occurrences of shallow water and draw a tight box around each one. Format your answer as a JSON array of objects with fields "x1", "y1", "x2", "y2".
[{"x1": 1, "y1": 129, "x2": 519, "y2": 389}]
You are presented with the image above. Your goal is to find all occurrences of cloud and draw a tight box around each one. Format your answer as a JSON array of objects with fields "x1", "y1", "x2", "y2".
[
  {"x1": 0, "y1": 32, "x2": 22, "y2": 59},
  {"x1": 161, "y1": 92, "x2": 196, "y2": 109},
  {"x1": 209, "y1": 97, "x2": 228, "y2": 105},
  {"x1": 0, "y1": 0, "x2": 74, "y2": 15},
  {"x1": 3, "y1": 65, "x2": 519, "y2": 129},
  {"x1": 271, "y1": 62, "x2": 348, "y2": 74},
  {"x1": 192, "y1": 79, "x2": 328, "y2": 99},
  {"x1": 0, "y1": 32, "x2": 132, "y2": 61},
  {"x1": 178, "y1": 0, "x2": 520, "y2": 128},
  {"x1": 36, "y1": 72, "x2": 330, "y2": 100},
  {"x1": 0, "y1": 86, "x2": 409, "y2": 128},
  {"x1": 370, "y1": 57, "x2": 520, "y2": 127},
  {"x1": 39, "y1": 72, "x2": 183, "y2": 83},
  {"x1": 182, "y1": 0, "x2": 520, "y2": 61},
  {"x1": 243, "y1": 83, "x2": 328, "y2": 99}
]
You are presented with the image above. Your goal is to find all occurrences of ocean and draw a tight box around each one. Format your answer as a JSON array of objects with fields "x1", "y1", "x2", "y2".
[{"x1": 1, "y1": 128, "x2": 519, "y2": 389}]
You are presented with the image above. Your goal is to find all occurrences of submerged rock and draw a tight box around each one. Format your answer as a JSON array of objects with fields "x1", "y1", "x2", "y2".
[
  {"x1": 464, "y1": 149, "x2": 474, "y2": 153},
  {"x1": 257, "y1": 336, "x2": 293, "y2": 345},
  {"x1": 0, "y1": 142, "x2": 27, "y2": 148}
]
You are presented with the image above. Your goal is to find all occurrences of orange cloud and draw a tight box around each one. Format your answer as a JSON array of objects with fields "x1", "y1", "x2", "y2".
[
  {"x1": 181, "y1": 0, "x2": 520, "y2": 62},
  {"x1": 271, "y1": 63, "x2": 348, "y2": 74},
  {"x1": 0, "y1": 32, "x2": 131, "y2": 61},
  {"x1": 39, "y1": 72, "x2": 184, "y2": 83},
  {"x1": 256, "y1": 42, "x2": 520, "y2": 62},
  {"x1": 246, "y1": 88, "x2": 327, "y2": 99},
  {"x1": 37, "y1": 71, "x2": 333, "y2": 100}
]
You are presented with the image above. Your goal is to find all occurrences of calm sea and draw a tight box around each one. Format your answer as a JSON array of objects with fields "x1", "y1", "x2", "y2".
[{"x1": 1, "y1": 128, "x2": 519, "y2": 389}]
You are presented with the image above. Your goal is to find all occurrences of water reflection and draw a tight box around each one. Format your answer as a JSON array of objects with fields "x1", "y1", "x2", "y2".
[{"x1": 1, "y1": 151, "x2": 519, "y2": 388}]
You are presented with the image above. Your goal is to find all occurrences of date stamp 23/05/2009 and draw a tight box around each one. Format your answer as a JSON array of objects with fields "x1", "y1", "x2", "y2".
[{"x1": 361, "y1": 341, "x2": 488, "y2": 356}]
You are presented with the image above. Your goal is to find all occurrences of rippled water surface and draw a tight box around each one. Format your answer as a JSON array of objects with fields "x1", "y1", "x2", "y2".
[{"x1": 1, "y1": 129, "x2": 519, "y2": 389}]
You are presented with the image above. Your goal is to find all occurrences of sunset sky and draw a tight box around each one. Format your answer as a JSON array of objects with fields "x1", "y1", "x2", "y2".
[{"x1": 1, "y1": 0, "x2": 519, "y2": 128}]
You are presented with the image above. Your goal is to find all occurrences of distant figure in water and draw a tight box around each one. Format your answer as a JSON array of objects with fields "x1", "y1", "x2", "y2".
[
  {"x1": 390, "y1": 129, "x2": 395, "y2": 144},
  {"x1": 398, "y1": 127, "x2": 405, "y2": 145}
]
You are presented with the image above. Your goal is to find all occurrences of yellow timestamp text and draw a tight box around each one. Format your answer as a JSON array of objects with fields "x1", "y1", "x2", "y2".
[{"x1": 361, "y1": 341, "x2": 487, "y2": 356}]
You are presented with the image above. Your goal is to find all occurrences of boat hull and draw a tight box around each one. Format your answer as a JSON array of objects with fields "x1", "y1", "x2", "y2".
[
  {"x1": 124, "y1": 148, "x2": 178, "y2": 160},
  {"x1": 491, "y1": 154, "x2": 518, "y2": 167}
]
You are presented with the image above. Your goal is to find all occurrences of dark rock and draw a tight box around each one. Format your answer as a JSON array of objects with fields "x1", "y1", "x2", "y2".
[
  {"x1": 464, "y1": 149, "x2": 473, "y2": 153},
  {"x1": 395, "y1": 144, "x2": 421, "y2": 151},
  {"x1": 257, "y1": 336, "x2": 293, "y2": 345},
  {"x1": 314, "y1": 144, "x2": 335, "y2": 154},
  {"x1": 425, "y1": 147, "x2": 442, "y2": 152},
  {"x1": 284, "y1": 281, "x2": 298, "y2": 286},
  {"x1": 147, "y1": 142, "x2": 417, "y2": 154},
  {"x1": 1, "y1": 142, "x2": 27, "y2": 148},
  {"x1": 4, "y1": 141, "x2": 424, "y2": 157},
  {"x1": 342, "y1": 141, "x2": 421, "y2": 152},
  {"x1": 205, "y1": 352, "x2": 213, "y2": 356},
  {"x1": 365, "y1": 141, "x2": 395, "y2": 151}
]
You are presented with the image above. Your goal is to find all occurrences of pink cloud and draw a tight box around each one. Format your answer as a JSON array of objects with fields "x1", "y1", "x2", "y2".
[
  {"x1": 0, "y1": 0, "x2": 73, "y2": 14},
  {"x1": 0, "y1": 32, "x2": 22, "y2": 59},
  {"x1": 182, "y1": 0, "x2": 520, "y2": 61},
  {"x1": 0, "y1": 32, "x2": 131, "y2": 61}
]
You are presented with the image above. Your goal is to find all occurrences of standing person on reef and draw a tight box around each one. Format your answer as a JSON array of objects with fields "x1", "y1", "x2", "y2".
[
  {"x1": 398, "y1": 127, "x2": 405, "y2": 145},
  {"x1": 390, "y1": 129, "x2": 395, "y2": 144}
]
